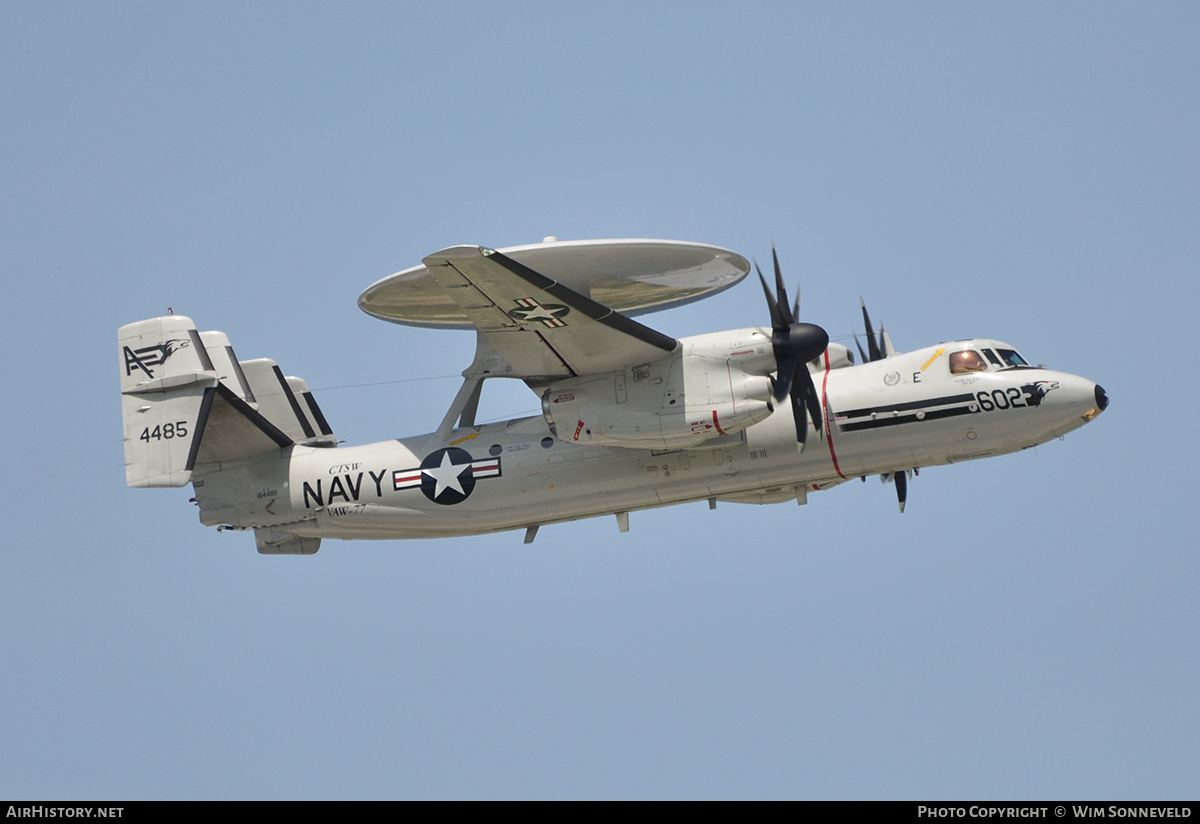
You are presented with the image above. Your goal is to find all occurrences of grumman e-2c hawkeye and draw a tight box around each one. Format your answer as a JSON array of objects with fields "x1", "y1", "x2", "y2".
[{"x1": 118, "y1": 238, "x2": 1108, "y2": 554}]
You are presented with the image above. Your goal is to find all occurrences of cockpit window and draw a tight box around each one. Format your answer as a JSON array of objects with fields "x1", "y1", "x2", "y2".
[
  {"x1": 949, "y1": 350, "x2": 988, "y2": 374},
  {"x1": 982, "y1": 348, "x2": 1003, "y2": 366},
  {"x1": 997, "y1": 348, "x2": 1029, "y2": 367}
]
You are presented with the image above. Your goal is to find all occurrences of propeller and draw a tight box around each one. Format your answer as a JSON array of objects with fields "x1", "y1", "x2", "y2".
[
  {"x1": 854, "y1": 298, "x2": 894, "y2": 363},
  {"x1": 755, "y1": 246, "x2": 830, "y2": 450},
  {"x1": 854, "y1": 296, "x2": 914, "y2": 512},
  {"x1": 882, "y1": 468, "x2": 918, "y2": 513}
]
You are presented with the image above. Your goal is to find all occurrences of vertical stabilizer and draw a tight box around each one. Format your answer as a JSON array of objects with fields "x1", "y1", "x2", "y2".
[
  {"x1": 285, "y1": 376, "x2": 336, "y2": 446},
  {"x1": 199, "y1": 331, "x2": 256, "y2": 405},
  {"x1": 119, "y1": 316, "x2": 219, "y2": 487},
  {"x1": 239, "y1": 358, "x2": 336, "y2": 446}
]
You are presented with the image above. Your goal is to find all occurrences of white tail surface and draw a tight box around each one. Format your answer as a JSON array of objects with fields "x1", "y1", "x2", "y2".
[
  {"x1": 199, "y1": 331, "x2": 256, "y2": 404},
  {"x1": 238, "y1": 359, "x2": 336, "y2": 447},
  {"x1": 120, "y1": 316, "x2": 337, "y2": 488},
  {"x1": 119, "y1": 316, "x2": 218, "y2": 487}
]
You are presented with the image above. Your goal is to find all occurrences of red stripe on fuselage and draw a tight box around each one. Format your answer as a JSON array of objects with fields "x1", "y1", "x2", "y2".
[{"x1": 822, "y1": 350, "x2": 847, "y2": 480}]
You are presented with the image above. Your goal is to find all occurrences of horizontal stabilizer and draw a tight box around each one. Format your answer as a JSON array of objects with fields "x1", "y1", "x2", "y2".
[
  {"x1": 255, "y1": 528, "x2": 320, "y2": 555},
  {"x1": 192, "y1": 384, "x2": 293, "y2": 465}
]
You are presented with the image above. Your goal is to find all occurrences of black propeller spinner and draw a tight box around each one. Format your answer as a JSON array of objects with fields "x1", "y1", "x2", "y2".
[{"x1": 756, "y1": 246, "x2": 829, "y2": 450}]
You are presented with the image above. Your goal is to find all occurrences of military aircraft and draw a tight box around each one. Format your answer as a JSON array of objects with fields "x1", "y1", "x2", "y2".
[{"x1": 118, "y1": 238, "x2": 1107, "y2": 554}]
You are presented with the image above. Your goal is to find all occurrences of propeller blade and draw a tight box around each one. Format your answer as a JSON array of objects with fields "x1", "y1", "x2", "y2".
[
  {"x1": 803, "y1": 376, "x2": 824, "y2": 436},
  {"x1": 771, "y1": 245, "x2": 793, "y2": 325},
  {"x1": 773, "y1": 354, "x2": 795, "y2": 403},
  {"x1": 880, "y1": 326, "x2": 896, "y2": 358},
  {"x1": 789, "y1": 391, "x2": 808, "y2": 449},
  {"x1": 791, "y1": 363, "x2": 822, "y2": 432},
  {"x1": 784, "y1": 363, "x2": 825, "y2": 452},
  {"x1": 895, "y1": 469, "x2": 908, "y2": 513},
  {"x1": 756, "y1": 262, "x2": 785, "y2": 330},
  {"x1": 853, "y1": 333, "x2": 868, "y2": 365},
  {"x1": 860, "y1": 298, "x2": 882, "y2": 361}
]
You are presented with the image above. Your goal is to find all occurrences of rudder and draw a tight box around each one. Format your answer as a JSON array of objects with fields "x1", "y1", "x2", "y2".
[{"x1": 119, "y1": 316, "x2": 218, "y2": 487}]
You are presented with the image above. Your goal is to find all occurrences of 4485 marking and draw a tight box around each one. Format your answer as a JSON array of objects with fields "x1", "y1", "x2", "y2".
[{"x1": 139, "y1": 421, "x2": 188, "y2": 442}]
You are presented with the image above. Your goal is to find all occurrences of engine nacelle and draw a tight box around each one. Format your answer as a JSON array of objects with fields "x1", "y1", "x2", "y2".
[
  {"x1": 822, "y1": 342, "x2": 850, "y2": 369},
  {"x1": 541, "y1": 352, "x2": 775, "y2": 450}
]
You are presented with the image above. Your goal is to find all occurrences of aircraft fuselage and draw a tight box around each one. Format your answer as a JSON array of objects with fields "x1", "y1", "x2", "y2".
[{"x1": 190, "y1": 336, "x2": 1106, "y2": 541}]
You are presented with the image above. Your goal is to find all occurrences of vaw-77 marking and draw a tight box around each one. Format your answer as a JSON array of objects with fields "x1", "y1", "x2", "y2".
[{"x1": 118, "y1": 238, "x2": 1106, "y2": 554}]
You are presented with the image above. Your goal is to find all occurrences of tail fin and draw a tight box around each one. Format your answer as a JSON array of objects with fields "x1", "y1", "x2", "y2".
[
  {"x1": 119, "y1": 317, "x2": 220, "y2": 487},
  {"x1": 237, "y1": 359, "x2": 337, "y2": 447},
  {"x1": 119, "y1": 316, "x2": 336, "y2": 488}
]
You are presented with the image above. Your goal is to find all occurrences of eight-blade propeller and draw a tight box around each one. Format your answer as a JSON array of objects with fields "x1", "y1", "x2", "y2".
[
  {"x1": 755, "y1": 246, "x2": 829, "y2": 451},
  {"x1": 760, "y1": 246, "x2": 914, "y2": 511}
]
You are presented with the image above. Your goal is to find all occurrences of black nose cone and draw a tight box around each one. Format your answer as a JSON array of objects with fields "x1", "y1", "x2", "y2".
[{"x1": 1095, "y1": 384, "x2": 1109, "y2": 412}]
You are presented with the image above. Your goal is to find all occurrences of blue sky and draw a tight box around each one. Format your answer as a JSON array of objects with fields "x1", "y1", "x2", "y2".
[{"x1": 2, "y1": 2, "x2": 1197, "y2": 799}]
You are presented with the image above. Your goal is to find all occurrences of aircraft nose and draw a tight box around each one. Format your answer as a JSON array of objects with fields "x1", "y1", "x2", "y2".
[
  {"x1": 1040, "y1": 373, "x2": 1107, "y2": 435},
  {"x1": 1075, "y1": 379, "x2": 1108, "y2": 425}
]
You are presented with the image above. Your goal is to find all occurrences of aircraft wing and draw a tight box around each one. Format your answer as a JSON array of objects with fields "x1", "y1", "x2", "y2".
[{"x1": 422, "y1": 245, "x2": 679, "y2": 380}]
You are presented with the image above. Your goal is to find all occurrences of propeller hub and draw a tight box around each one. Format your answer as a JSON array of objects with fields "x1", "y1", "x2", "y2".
[{"x1": 785, "y1": 322, "x2": 829, "y2": 363}]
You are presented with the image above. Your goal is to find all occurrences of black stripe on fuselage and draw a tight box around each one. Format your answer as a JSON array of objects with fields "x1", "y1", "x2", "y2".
[
  {"x1": 837, "y1": 404, "x2": 976, "y2": 432},
  {"x1": 835, "y1": 393, "x2": 975, "y2": 419}
]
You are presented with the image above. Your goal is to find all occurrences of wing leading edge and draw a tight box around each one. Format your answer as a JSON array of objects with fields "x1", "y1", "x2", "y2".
[{"x1": 422, "y1": 245, "x2": 679, "y2": 380}]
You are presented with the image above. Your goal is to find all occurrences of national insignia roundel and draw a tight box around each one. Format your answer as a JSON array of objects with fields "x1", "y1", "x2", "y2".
[{"x1": 390, "y1": 447, "x2": 503, "y2": 505}]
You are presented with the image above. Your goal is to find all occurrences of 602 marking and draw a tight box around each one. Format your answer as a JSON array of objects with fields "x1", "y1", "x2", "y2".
[
  {"x1": 976, "y1": 388, "x2": 1026, "y2": 411},
  {"x1": 974, "y1": 381, "x2": 1059, "y2": 412}
]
